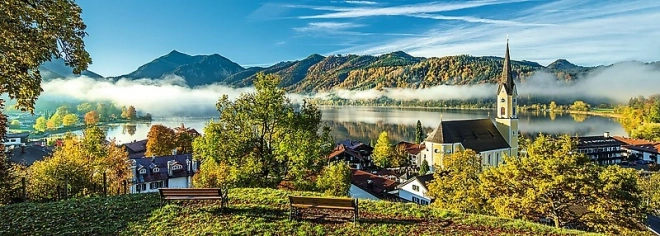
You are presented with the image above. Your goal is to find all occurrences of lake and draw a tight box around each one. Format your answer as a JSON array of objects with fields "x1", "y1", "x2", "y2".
[{"x1": 99, "y1": 106, "x2": 627, "y2": 144}]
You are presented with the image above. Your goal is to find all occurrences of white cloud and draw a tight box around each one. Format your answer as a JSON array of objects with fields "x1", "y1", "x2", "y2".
[
  {"x1": 296, "y1": 0, "x2": 527, "y2": 19},
  {"x1": 345, "y1": 1, "x2": 377, "y2": 5},
  {"x1": 293, "y1": 22, "x2": 368, "y2": 36}
]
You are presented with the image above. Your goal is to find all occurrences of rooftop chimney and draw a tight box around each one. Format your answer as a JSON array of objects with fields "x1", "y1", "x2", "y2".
[{"x1": 604, "y1": 132, "x2": 610, "y2": 138}]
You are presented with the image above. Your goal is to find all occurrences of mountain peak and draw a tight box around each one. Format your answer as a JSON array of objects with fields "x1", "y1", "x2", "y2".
[
  {"x1": 547, "y1": 59, "x2": 579, "y2": 70},
  {"x1": 387, "y1": 51, "x2": 413, "y2": 58}
]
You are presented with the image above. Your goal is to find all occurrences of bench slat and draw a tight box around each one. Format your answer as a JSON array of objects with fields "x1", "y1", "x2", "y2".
[
  {"x1": 291, "y1": 204, "x2": 355, "y2": 210},
  {"x1": 289, "y1": 196, "x2": 356, "y2": 208},
  {"x1": 164, "y1": 196, "x2": 225, "y2": 200}
]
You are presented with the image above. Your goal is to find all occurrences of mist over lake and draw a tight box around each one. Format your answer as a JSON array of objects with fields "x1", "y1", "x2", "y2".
[{"x1": 99, "y1": 106, "x2": 626, "y2": 144}]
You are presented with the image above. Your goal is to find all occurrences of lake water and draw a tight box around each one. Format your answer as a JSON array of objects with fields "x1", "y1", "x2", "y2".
[{"x1": 99, "y1": 106, "x2": 627, "y2": 144}]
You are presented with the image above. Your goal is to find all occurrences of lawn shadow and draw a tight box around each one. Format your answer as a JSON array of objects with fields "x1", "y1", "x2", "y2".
[{"x1": 220, "y1": 206, "x2": 288, "y2": 222}]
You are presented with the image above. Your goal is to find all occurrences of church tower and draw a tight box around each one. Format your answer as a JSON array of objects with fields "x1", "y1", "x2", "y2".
[{"x1": 495, "y1": 40, "x2": 519, "y2": 158}]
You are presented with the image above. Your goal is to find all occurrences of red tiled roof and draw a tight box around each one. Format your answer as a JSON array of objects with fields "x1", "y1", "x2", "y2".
[
  {"x1": 328, "y1": 144, "x2": 364, "y2": 160},
  {"x1": 623, "y1": 143, "x2": 660, "y2": 155},
  {"x1": 351, "y1": 169, "x2": 397, "y2": 196},
  {"x1": 396, "y1": 141, "x2": 425, "y2": 155},
  {"x1": 612, "y1": 136, "x2": 655, "y2": 146}
]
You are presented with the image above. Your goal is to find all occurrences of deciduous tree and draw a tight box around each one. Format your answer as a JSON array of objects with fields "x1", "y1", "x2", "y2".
[
  {"x1": 316, "y1": 162, "x2": 351, "y2": 197},
  {"x1": 33, "y1": 116, "x2": 47, "y2": 132},
  {"x1": 1, "y1": 0, "x2": 91, "y2": 112},
  {"x1": 390, "y1": 144, "x2": 409, "y2": 168},
  {"x1": 193, "y1": 159, "x2": 232, "y2": 189},
  {"x1": 372, "y1": 131, "x2": 392, "y2": 168},
  {"x1": 192, "y1": 73, "x2": 333, "y2": 188},
  {"x1": 428, "y1": 149, "x2": 485, "y2": 213},
  {"x1": 77, "y1": 102, "x2": 93, "y2": 114},
  {"x1": 84, "y1": 111, "x2": 99, "y2": 125},
  {"x1": 48, "y1": 113, "x2": 62, "y2": 128},
  {"x1": 127, "y1": 106, "x2": 137, "y2": 120},
  {"x1": 173, "y1": 123, "x2": 198, "y2": 154},
  {"x1": 145, "y1": 124, "x2": 176, "y2": 157},
  {"x1": 55, "y1": 105, "x2": 69, "y2": 116},
  {"x1": 62, "y1": 113, "x2": 79, "y2": 127}
]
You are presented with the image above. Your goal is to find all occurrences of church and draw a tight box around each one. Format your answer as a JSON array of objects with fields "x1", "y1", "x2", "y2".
[{"x1": 420, "y1": 41, "x2": 519, "y2": 171}]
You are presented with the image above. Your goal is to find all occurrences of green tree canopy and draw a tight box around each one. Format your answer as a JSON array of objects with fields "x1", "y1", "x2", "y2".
[
  {"x1": 192, "y1": 73, "x2": 333, "y2": 188},
  {"x1": 415, "y1": 120, "x2": 424, "y2": 144},
  {"x1": 316, "y1": 162, "x2": 351, "y2": 197}
]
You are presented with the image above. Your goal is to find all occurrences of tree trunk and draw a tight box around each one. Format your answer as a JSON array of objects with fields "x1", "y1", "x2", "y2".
[{"x1": 554, "y1": 216, "x2": 560, "y2": 228}]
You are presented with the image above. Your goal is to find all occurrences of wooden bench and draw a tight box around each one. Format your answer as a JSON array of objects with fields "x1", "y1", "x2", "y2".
[
  {"x1": 158, "y1": 188, "x2": 228, "y2": 210},
  {"x1": 288, "y1": 196, "x2": 359, "y2": 223}
]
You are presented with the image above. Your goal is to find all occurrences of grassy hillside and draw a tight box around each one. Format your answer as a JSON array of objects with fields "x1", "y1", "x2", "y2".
[{"x1": 0, "y1": 188, "x2": 602, "y2": 235}]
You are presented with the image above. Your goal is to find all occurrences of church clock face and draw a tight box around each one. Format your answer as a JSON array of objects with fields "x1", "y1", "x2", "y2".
[{"x1": 500, "y1": 98, "x2": 505, "y2": 103}]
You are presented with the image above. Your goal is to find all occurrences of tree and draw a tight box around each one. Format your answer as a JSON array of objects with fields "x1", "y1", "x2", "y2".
[
  {"x1": 1, "y1": 0, "x2": 91, "y2": 112},
  {"x1": 480, "y1": 135, "x2": 596, "y2": 228},
  {"x1": 549, "y1": 101, "x2": 558, "y2": 111},
  {"x1": 631, "y1": 123, "x2": 660, "y2": 142},
  {"x1": 372, "y1": 131, "x2": 392, "y2": 168},
  {"x1": 9, "y1": 120, "x2": 20, "y2": 128},
  {"x1": 77, "y1": 102, "x2": 93, "y2": 114},
  {"x1": 415, "y1": 120, "x2": 424, "y2": 144},
  {"x1": 192, "y1": 159, "x2": 233, "y2": 189},
  {"x1": 192, "y1": 73, "x2": 333, "y2": 188},
  {"x1": 173, "y1": 123, "x2": 198, "y2": 154},
  {"x1": 126, "y1": 124, "x2": 137, "y2": 136},
  {"x1": 96, "y1": 103, "x2": 109, "y2": 121},
  {"x1": 640, "y1": 173, "x2": 660, "y2": 214},
  {"x1": 120, "y1": 106, "x2": 128, "y2": 119},
  {"x1": 390, "y1": 144, "x2": 409, "y2": 168},
  {"x1": 145, "y1": 125, "x2": 176, "y2": 157},
  {"x1": 127, "y1": 106, "x2": 137, "y2": 120},
  {"x1": 316, "y1": 162, "x2": 351, "y2": 197},
  {"x1": 428, "y1": 149, "x2": 484, "y2": 213},
  {"x1": 84, "y1": 111, "x2": 99, "y2": 125},
  {"x1": 569, "y1": 100, "x2": 590, "y2": 112},
  {"x1": 649, "y1": 100, "x2": 660, "y2": 123},
  {"x1": 48, "y1": 113, "x2": 63, "y2": 128},
  {"x1": 62, "y1": 113, "x2": 79, "y2": 127},
  {"x1": 33, "y1": 116, "x2": 47, "y2": 132},
  {"x1": 419, "y1": 159, "x2": 430, "y2": 175},
  {"x1": 0, "y1": 105, "x2": 15, "y2": 204},
  {"x1": 55, "y1": 105, "x2": 69, "y2": 116}
]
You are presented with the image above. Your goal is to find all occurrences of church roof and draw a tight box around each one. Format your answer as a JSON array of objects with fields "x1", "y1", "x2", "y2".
[
  {"x1": 425, "y1": 119, "x2": 511, "y2": 153},
  {"x1": 497, "y1": 40, "x2": 516, "y2": 96}
]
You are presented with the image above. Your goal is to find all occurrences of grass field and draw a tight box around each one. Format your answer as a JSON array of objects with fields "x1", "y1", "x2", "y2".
[{"x1": 0, "y1": 188, "x2": 606, "y2": 236}]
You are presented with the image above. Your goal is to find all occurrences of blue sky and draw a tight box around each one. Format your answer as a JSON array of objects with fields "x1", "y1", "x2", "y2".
[{"x1": 78, "y1": 0, "x2": 660, "y2": 77}]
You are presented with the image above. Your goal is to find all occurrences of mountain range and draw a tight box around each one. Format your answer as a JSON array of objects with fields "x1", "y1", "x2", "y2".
[{"x1": 40, "y1": 51, "x2": 659, "y2": 94}]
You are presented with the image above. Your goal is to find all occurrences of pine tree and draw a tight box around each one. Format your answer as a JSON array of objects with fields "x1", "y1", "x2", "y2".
[
  {"x1": 415, "y1": 120, "x2": 424, "y2": 144},
  {"x1": 419, "y1": 159, "x2": 430, "y2": 175}
]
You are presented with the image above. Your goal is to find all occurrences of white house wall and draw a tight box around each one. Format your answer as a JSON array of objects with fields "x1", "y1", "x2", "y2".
[
  {"x1": 130, "y1": 177, "x2": 191, "y2": 194},
  {"x1": 398, "y1": 179, "x2": 431, "y2": 203},
  {"x1": 348, "y1": 184, "x2": 380, "y2": 201}
]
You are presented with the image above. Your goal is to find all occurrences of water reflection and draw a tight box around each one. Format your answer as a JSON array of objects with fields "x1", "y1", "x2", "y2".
[{"x1": 97, "y1": 107, "x2": 627, "y2": 144}]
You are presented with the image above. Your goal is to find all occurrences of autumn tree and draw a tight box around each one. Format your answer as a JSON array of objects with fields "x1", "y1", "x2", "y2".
[
  {"x1": 316, "y1": 162, "x2": 351, "y2": 197},
  {"x1": 372, "y1": 131, "x2": 392, "y2": 168},
  {"x1": 631, "y1": 123, "x2": 660, "y2": 142},
  {"x1": 55, "y1": 105, "x2": 69, "y2": 116},
  {"x1": 428, "y1": 149, "x2": 485, "y2": 213},
  {"x1": 192, "y1": 159, "x2": 232, "y2": 189},
  {"x1": 62, "y1": 113, "x2": 79, "y2": 127},
  {"x1": 145, "y1": 124, "x2": 176, "y2": 157},
  {"x1": 84, "y1": 111, "x2": 99, "y2": 125},
  {"x1": 127, "y1": 105, "x2": 137, "y2": 120},
  {"x1": 192, "y1": 73, "x2": 334, "y2": 188},
  {"x1": 480, "y1": 135, "x2": 595, "y2": 228},
  {"x1": 390, "y1": 144, "x2": 409, "y2": 168},
  {"x1": 639, "y1": 173, "x2": 660, "y2": 214},
  {"x1": 33, "y1": 116, "x2": 47, "y2": 132},
  {"x1": 1, "y1": 0, "x2": 91, "y2": 113},
  {"x1": 569, "y1": 100, "x2": 590, "y2": 112},
  {"x1": 415, "y1": 120, "x2": 424, "y2": 144},
  {"x1": 549, "y1": 101, "x2": 558, "y2": 111},
  {"x1": 120, "y1": 106, "x2": 128, "y2": 119},
  {"x1": 173, "y1": 123, "x2": 199, "y2": 154},
  {"x1": 48, "y1": 113, "x2": 62, "y2": 128},
  {"x1": 77, "y1": 102, "x2": 93, "y2": 114}
]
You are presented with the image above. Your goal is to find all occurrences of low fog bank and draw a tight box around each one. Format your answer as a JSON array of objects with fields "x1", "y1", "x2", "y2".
[
  {"x1": 318, "y1": 62, "x2": 660, "y2": 104},
  {"x1": 33, "y1": 61, "x2": 659, "y2": 116}
]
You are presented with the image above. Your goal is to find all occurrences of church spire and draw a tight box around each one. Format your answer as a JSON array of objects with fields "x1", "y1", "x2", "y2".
[{"x1": 500, "y1": 39, "x2": 515, "y2": 95}]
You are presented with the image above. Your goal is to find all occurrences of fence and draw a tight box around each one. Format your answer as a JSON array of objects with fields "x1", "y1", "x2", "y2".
[{"x1": 8, "y1": 172, "x2": 130, "y2": 205}]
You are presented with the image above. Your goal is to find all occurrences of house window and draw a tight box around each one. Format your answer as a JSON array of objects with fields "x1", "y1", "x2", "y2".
[
  {"x1": 136, "y1": 183, "x2": 146, "y2": 192},
  {"x1": 412, "y1": 196, "x2": 420, "y2": 204},
  {"x1": 500, "y1": 107, "x2": 505, "y2": 116},
  {"x1": 139, "y1": 169, "x2": 146, "y2": 174},
  {"x1": 412, "y1": 185, "x2": 420, "y2": 192},
  {"x1": 153, "y1": 167, "x2": 159, "y2": 173},
  {"x1": 172, "y1": 164, "x2": 183, "y2": 170},
  {"x1": 149, "y1": 181, "x2": 163, "y2": 189},
  {"x1": 488, "y1": 154, "x2": 491, "y2": 164},
  {"x1": 513, "y1": 107, "x2": 516, "y2": 116}
]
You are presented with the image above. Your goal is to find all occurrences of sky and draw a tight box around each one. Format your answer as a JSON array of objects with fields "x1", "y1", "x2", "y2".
[{"x1": 77, "y1": 0, "x2": 660, "y2": 77}]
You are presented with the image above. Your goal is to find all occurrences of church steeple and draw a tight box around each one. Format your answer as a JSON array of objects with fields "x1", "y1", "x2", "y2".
[{"x1": 499, "y1": 39, "x2": 515, "y2": 96}]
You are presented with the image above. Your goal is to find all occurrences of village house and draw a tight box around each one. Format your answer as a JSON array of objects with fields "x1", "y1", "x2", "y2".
[
  {"x1": 420, "y1": 42, "x2": 518, "y2": 171},
  {"x1": 129, "y1": 154, "x2": 200, "y2": 194},
  {"x1": 620, "y1": 136, "x2": 659, "y2": 163},
  {"x1": 575, "y1": 132, "x2": 627, "y2": 165},
  {"x1": 397, "y1": 173, "x2": 434, "y2": 205},
  {"x1": 3, "y1": 132, "x2": 29, "y2": 150},
  {"x1": 395, "y1": 141, "x2": 425, "y2": 167},
  {"x1": 122, "y1": 139, "x2": 147, "y2": 159},
  {"x1": 349, "y1": 169, "x2": 398, "y2": 201},
  {"x1": 328, "y1": 140, "x2": 374, "y2": 170}
]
